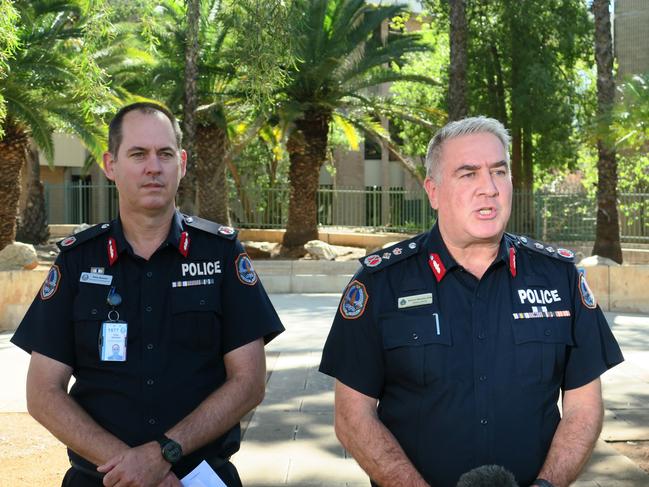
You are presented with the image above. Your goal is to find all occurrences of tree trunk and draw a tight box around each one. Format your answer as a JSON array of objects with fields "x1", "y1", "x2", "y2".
[
  {"x1": 510, "y1": 125, "x2": 523, "y2": 191},
  {"x1": 592, "y1": 0, "x2": 622, "y2": 263},
  {"x1": 448, "y1": 0, "x2": 468, "y2": 121},
  {"x1": 16, "y1": 140, "x2": 50, "y2": 244},
  {"x1": 177, "y1": 0, "x2": 200, "y2": 215},
  {"x1": 282, "y1": 110, "x2": 331, "y2": 255},
  {"x1": 196, "y1": 123, "x2": 230, "y2": 224},
  {"x1": 0, "y1": 121, "x2": 29, "y2": 251}
]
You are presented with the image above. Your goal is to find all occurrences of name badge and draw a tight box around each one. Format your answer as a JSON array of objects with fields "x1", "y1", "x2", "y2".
[
  {"x1": 100, "y1": 321, "x2": 127, "y2": 361},
  {"x1": 80, "y1": 272, "x2": 113, "y2": 286},
  {"x1": 397, "y1": 293, "x2": 433, "y2": 309}
]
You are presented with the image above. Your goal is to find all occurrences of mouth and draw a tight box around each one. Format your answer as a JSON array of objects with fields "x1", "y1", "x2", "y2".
[
  {"x1": 142, "y1": 181, "x2": 164, "y2": 189},
  {"x1": 476, "y1": 207, "x2": 497, "y2": 218}
]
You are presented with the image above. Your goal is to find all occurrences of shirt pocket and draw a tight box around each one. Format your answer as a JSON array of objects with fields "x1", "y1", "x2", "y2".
[
  {"x1": 171, "y1": 286, "x2": 221, "y2": 353},
  {"x1": 72, "y1": 285, "x2": 112, "y2": 366},
  {"x1": 512, "y1": 317, "x2": 574, "y2": 385},
  {"x1": 381, "y1": 312, "x2": 452, "y2": 387}
]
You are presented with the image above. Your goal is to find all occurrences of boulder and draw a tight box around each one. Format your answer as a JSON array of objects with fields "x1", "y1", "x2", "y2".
[
  {"x1": 242, "y1": 241, "x2": 279, "y2": 259},
  {"x1": 578, "y1": 255, "x2": 621, "y2": 267},
  {"x1": 0, "y1": 242, "x2": 39, "y2": 271},
  {"x1": 305, "y1": 240, "x2": 338, "y2": 261}
]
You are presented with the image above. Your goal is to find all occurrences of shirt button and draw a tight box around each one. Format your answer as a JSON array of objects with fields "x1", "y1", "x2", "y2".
[
  {"x1": 145, "y1": 305, "x2": 152, "y2": 312},
  {"x1": 146, "y1": 343, "x2": 154, "y2": 350},
  {"x1": 477, "y1": 331, "x2": 486, "y2": 340},
  {"x1": 479, "y1": 375, "x2": 487, "y2": 381},
  {"x1": 199, "y1": 299, "x2": 206, "y2": 306},
  {"x1": 480, "y1": 419, "x2": 488, "y2": 425},
  {"x1": 148, "y1": 418, "x2": 156, "y2": 425},
  {"x1": 146, "y1": 379, "x2": 154, "y2": 386},
  {"x1": 544, "y1": 329, "x2": 552, "y2": 336},
  {"x1": 91, "y1": 309, "x2": 98, "y2": 315},
  {"x1": 146, "y1": 271, "x2": 153, "y2": 278},
  {"x1": 412, "y1": 333, "x2": 419, "y2": 340}
]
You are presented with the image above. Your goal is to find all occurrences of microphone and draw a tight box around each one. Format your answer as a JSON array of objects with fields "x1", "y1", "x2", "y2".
[{"x1": 456, "y1": 464, "x2": 519, "y2": 487}]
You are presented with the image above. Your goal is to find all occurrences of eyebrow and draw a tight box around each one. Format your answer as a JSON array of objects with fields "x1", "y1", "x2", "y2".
[
  {"x1": 454, "y1": 160, "x2": 508, "y2": 173},
  {"x1": 126, "y1": 146, "x2": 175, "y2": 153}
]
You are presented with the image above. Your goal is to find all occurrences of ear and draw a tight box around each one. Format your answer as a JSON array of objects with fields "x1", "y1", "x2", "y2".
[
  {"x1": 102, "y1": 152, "x2": 116, "y2": 181},
  {"x1": 424, "y1": 176, "x2": 439, "y2": 210},
  {"x1": 179, "y1": 149, "x2": 187, "y2": 178}
]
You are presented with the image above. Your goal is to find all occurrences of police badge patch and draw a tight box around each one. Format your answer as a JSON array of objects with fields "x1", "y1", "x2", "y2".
[
  {"x1": 236, "y1": 253, "x2": 258, "y2": 286},
  {"x1": 340, "y1": 280, "x2": 368, "y2": 320},
  {"x1": 40, "y1": 265, "x2": 61, "y2": 300},
  {"x1": 578, "y1": 269, "x2": 597, "y2": 309}
]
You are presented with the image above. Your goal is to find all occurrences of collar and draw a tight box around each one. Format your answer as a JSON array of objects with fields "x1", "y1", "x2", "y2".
[
  {"x1": 424, "y1": 223, "x2": 517, "y2": 282},
  {"x1": 107, "y1": 210, "x2": 189, "y2": 265}
]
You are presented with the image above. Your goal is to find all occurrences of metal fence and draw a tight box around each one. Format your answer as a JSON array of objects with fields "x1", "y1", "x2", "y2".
[{"x1": 44, "y1": 182, "x2": 649, "y2": 243}]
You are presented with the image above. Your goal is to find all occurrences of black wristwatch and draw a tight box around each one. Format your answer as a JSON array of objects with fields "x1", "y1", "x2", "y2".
[
  {"x1": 157, "y1": 435, "x2": 183, "y2": 464},
  {"x1": 532, "y1": 479, "x2": 555, "y2": 487}
]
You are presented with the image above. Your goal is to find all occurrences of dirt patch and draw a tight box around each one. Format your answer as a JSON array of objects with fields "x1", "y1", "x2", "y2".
[
  {"x1": 609, "y1": 440, "x2": 649, "y2": 474},
  {"x1": 0, "y1": 413, "x2": 69, "y2": 486}
]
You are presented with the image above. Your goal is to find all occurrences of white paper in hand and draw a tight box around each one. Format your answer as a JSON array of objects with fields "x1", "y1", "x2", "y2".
[{"x1": 180, "y1": 460, "x2": 228, "y2": 487}]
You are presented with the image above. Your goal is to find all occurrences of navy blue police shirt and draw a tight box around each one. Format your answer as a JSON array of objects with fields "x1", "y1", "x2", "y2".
[
  {"x1": 11, "y1": 210, "x2": 284, "y2": 478},
  {"x1": 319, "y1": 224, "x2": 623, "y2": 487}
]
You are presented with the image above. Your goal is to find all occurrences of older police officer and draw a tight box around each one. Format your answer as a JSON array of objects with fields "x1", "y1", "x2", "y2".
[
  {"x1": 320, "y1": 116, "x2": 623, "y2": 487},
  {"x1": 12, "y1": 102, "x2": 284, "y2": 487}
]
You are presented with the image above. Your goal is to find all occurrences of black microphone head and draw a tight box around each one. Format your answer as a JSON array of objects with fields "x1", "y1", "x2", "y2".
[{"x1": 456, "y1": 464, "x2": 519, "y2": 487}]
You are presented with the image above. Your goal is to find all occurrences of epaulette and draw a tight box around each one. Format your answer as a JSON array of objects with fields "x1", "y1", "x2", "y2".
[
  {"x1": 510, "y1": 233, "x2": 575, "y2": 263},
  {"x1": 183, "y1": 215, "x2": 238, "y2": 240},
  {"x1": 359, "y1": 234, "x2": 423, "y2": 273},
  {"x1": 57, "y1": 223, "x2": 111, "y2": 251}
]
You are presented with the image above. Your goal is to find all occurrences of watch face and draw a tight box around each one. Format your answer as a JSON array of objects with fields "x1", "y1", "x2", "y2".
[{"x1": 162, "y1": 440, "x2": 182, "y2": 463}]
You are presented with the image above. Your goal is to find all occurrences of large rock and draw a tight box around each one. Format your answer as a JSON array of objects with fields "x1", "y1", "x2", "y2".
[
  {"x1": 305, "y1": 240, "x2": 338, "y2": 261},
  {"x1": 0, "y1": 242, "x2": 39, "y2": 271},
  {"x1": 578, "y1": 255, "x2": 621, "y2": 267},
  {"x1": 242, "y1": 241, "x2": 279, "y2": 259}
]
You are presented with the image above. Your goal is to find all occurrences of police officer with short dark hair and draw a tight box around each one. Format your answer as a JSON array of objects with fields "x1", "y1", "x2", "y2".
[
  {"x1": 319, "y1": 116, "x2": 623, "y2": 487},
  {"x1": 12, "y1": 102, "x2": 284, "y2": 487}
]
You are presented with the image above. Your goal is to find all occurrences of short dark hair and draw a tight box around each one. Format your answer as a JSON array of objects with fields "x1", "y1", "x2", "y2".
[{"x1": 107, "y1": 102, "x2": 183, "y2": 156}]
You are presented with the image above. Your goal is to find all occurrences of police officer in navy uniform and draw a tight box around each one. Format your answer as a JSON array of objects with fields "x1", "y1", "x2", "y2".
[
  {"x1": 319, "y1": 117, "x2": 623, "y2": 487},
  {"x1": 11, "y1": 102, "x2": 284, "y2": 487}
]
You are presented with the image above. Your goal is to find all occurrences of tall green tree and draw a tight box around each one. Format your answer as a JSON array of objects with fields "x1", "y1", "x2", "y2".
[
  {"x1": 592, "y1": 0, "x2": 622, "y2": 262},
  {"x1": 277, "y1": 0, "x2": 431, "y2": 253},
  {"x1": 0, "y1": 0, "x2": 108, "y2": 250}
]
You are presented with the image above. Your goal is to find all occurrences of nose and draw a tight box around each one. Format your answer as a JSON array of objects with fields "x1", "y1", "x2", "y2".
[
  {"x1": 144, "y1": 154, "x2": 163, "y2": 175},
  {"x1": 478, "y1": 171, "x2": 499, "y2": 197}
]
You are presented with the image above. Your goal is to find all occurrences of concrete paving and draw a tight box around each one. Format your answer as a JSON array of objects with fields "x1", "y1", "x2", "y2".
[{"x1": 1, "y1": 294, "x2": 648, "y2": 486}]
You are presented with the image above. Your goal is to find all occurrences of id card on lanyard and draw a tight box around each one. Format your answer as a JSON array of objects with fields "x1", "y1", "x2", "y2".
[{"x1": 100, "y1": 320, "x2": 128, "y2": 361}]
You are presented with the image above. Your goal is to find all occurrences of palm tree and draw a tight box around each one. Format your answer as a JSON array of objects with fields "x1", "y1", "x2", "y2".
[
  {"x1": 276, "y1": 0, "x2": 431, "y2": 253},
  {"x1": 0, "y1": 0, "x2": 106, "y2": 251},
  {"x1": 592, "y1": 0, "x2": 622, "y2": 263}
]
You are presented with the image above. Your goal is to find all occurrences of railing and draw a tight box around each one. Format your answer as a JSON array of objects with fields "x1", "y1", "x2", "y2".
[{"x1": 44, "y1": 182, "x2": 649, "y2": 243}]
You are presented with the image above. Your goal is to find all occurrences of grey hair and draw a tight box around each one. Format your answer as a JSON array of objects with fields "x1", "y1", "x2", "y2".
[{"x1": 425, "y1": 116, "x2": 511, "y2": 181}]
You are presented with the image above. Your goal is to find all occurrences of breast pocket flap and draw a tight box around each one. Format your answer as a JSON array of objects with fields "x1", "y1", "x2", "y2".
[{"x1": 382, "y1": 317, "x2": 451, "y2": 350}]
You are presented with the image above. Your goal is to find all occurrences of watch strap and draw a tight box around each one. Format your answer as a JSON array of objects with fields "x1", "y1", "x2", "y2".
[{"x1": 532, "y1": 479, "x2": 555, "y2": 487}]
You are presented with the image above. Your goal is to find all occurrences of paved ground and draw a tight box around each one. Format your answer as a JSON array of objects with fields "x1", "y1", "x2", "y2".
[{"x1": 1, "y1": 294, "x2": 648, "y2": 486}]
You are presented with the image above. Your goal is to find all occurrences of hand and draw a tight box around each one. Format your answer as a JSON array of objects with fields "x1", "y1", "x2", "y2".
[
  {"x1": 157, "y1": 471, "x2": 182, "y2": 487},
  {"x1": 98, "y1": 441, "x2": 171, "y2": 487}
]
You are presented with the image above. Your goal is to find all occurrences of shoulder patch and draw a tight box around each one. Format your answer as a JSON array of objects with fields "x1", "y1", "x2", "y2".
[
  {"x1": 359, "y1": 234, "x2": 423, "y2": 273},
  {"x1": 40, "y1": 265, "x2": 61, "y2": 300},
  {"x1": 235, "y1": 253, "x2": 258, "y2": 285},
  {"x1": 578, "y1": 268, "x2": 597, "y2": 309},
  {"x1": 511, "y1": 234, "x2": 575, "y2": 263},
  {"x1": 340, "y1": 280, "x2": 368, "y2": 319},
  {"x1": 57, "y1": 223, "x2": 111, "y2": 252},
  {"x1": 184, "y1": 215, "x2": 238, "y2": 240}
]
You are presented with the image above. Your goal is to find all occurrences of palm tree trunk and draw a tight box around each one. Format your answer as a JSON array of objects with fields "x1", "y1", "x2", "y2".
[
  {"x1": 177, "y1": 0, "x2": 200, "y2": 215},
  {"x1": 592, "y1": 0, "x2": 622, "y2": 263},
  {"x1": 283, "y1": 110, "x2": 331, "y2": 254},
  {"x1": 0, "y1": 121, "x2": 29, "y2": 251},
  {"x1": 448, "y1": 0, "x2": 468, "y2": 121},
  {"x1": 16, "y1": 139, "x2": 50, "y2": 244},
  {"x1": 196, "y1": 123, "x2": 230, "y2": 224}
]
